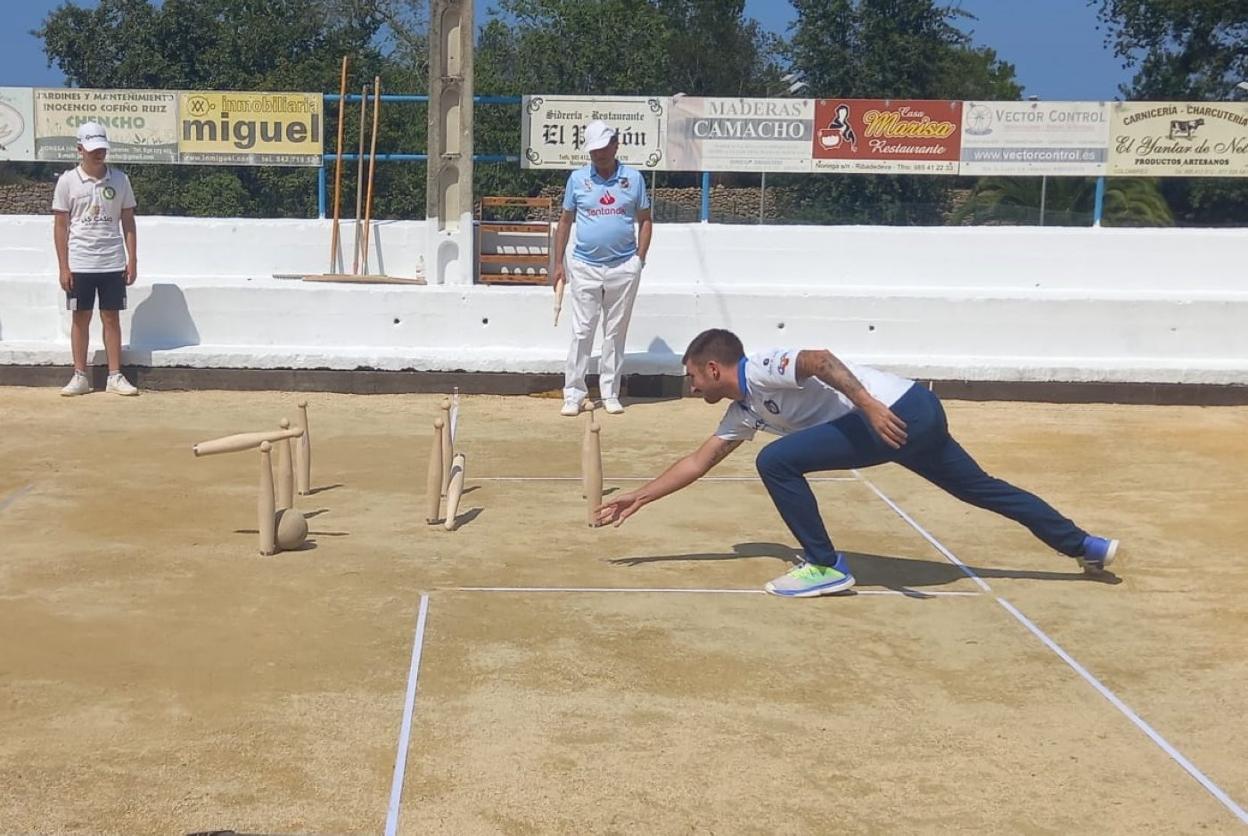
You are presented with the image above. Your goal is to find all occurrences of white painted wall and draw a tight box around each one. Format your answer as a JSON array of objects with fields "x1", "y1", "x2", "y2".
[{"x1": 2, "y1": 215, "x2": 1245, "y2": 383}]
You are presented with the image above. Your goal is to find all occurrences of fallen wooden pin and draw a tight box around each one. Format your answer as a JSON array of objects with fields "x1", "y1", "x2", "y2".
[{"x1": 296, "y1": 273, "x2": 426, "y2": 285}]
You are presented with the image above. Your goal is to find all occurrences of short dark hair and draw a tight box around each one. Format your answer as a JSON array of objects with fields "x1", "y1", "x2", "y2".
[{"x1": 682, "y1": 329, "x2": 745, "y2": 366}]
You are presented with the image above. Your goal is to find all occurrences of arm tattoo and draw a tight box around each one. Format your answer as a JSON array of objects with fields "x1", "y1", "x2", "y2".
[{"x1": 815, "y1": 351, "x2": 869, "y2": 404}]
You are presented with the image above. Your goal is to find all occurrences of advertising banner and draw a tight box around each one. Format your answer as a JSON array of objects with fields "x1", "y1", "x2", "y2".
[
  {"x1": 812, "y1": 99, "x2": 961, "y2": 174},
  {"x1": 960, "y1": 100, "x2": 1109, "y2": 175},
  {"x1": 34, "y1": 88, "x2": 178, "y2": 162},
  {"x1": 521, "y1": 95, "x2": 666, "y2": 169},
  {"x1": 177, "y1": 91, "x2": 323, "y2": 166},
  {"x1": 0, "y1": 87, "x2": 36, "y2": 161},
  {"x1": 665, "y1": 96, "x2": 814, "y2": 172},
  {"x1": 1108, "y1": 102, "x2": 1248, "y2": 177}
]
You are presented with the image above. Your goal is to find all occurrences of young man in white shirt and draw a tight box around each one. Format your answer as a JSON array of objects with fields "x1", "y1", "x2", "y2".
[
  {"x1": 597, "y1": 328, "x2": 1120, "y2": 598},
  {"x1": 52, "y1": 122, "x2": 139, "y2": 396}
]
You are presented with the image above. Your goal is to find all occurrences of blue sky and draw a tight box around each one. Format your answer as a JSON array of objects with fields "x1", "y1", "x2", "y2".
[{"x1": 3, "y1": 0, "x2": 1133, "y2": 100}]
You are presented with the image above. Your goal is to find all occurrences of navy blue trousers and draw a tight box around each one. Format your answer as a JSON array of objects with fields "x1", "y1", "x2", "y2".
[{"x1": 754, "y1": 385, "x2": 1088, "y2": 566}]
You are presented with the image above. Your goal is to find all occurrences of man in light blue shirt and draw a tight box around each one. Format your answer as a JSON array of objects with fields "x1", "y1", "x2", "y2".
[{"x1": 552, "y1": 120, "x2": 653, "y2": 416}]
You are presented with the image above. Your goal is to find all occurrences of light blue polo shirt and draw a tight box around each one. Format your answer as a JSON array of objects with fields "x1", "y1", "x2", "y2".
[{"x1": 562, "y1": 162, "x2": 650, "y2": 266}]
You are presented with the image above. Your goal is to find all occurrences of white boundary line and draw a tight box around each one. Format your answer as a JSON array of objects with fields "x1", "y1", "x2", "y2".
[
  {"x1": 853, "y1": 472, "x2": 991, "y2": 593},
  {"x1": 999, "y1": 598, "x2": 1248, "y2": 824},
  {"x1": 851, "y1": 469, "x2": 1248, "y2": 825},
  {"x1": 454, "y1": 586, "x2": 980, "y2": 598},
  {"x1": 473, "y1": 476, "x2": 857, "y2": 483},
  {"x1": 0, "y1": 484, "x2": 33, "y2": 515},
  {"x1": 385, "y1": 593, "x2": 431, "y2": 836}
]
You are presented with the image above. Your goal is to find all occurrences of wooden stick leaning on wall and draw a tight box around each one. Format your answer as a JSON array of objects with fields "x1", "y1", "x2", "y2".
[
  {"x1": 328, "y1": 55, "x2": 348, "y2": 273},
  {"x1": 352, "y1": 82, "x2": 368, "y2": 275},
  {"x1": 360, "y1": 75, "x2": 382, "y2": 274}
]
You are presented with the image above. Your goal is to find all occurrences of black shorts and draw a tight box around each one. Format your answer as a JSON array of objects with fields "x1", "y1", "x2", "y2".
[{"x1": 66, "y1": 271, "x2": 127, "y2": 311}]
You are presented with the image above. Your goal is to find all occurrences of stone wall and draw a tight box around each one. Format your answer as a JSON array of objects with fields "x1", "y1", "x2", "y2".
[
  {"x1": 0, "y1": 182, "x2": 55, "y2": 215},
  {"x1": 531, "y1": 183, "x2": 796, "y2": 222}
]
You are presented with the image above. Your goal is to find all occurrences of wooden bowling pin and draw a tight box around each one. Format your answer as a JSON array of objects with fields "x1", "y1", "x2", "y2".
[
  {"x1": 426, "y1": 418, "x2": 444, "y2": 524},
  {"x1": 296, "y1": 400, "x2": 312, "y2": 495},
  {"x1": 276, "y1": 419, "x2": 295, "y2": 511},
  {"x1": 192, "y1": 427, "x2": 302, "y2": 457},
  {"x1": 585, "y1": 424, "x2": 602, "y2": 527},
  {"x1": 581, "y1": 404, "x2": 597, "y2": 499},
  {"x1": 439, "y1": 397, "x2": 453, "y2": 496},
  {"x1": 258, "y1": 441, "x2": 277, "y2": 556},
  {"x1": 443, "y1": 452, "x2": 467, "y2": 531}
]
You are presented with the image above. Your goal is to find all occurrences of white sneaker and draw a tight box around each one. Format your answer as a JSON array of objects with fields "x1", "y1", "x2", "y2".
[
  {"x1": 560, "y1": 400, "x2": 581, "y2": 417},
  {"x1": 60, "y1": 371, "x2": 91, "y2": 397},
  {"x1": 106, "y1": 372, "x2": 138, "y2": 396},
  {"x1": 603, "y1": 398, "x2": 625, "y2": 415}
]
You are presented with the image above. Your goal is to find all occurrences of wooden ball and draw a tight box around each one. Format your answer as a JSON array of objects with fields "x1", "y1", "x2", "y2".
[{"x1": 274, "y1": 509, "x2": 308, "y2": 550}]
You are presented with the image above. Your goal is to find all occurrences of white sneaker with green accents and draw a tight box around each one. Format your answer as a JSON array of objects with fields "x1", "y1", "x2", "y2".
[{"x1": 765, "y1": 556, "x2": 856, "y2": 598}]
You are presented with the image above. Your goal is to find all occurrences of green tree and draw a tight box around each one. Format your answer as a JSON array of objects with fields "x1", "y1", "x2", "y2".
[
  {"x1": 473, "y1": 0, "x2": 783, "y2": 202},
  {"x1": 1095, "y1": 0, "x2": 1248, "y2": 226},
  {"x1": 951, "y1": 176, "x2": 1173, "y2": 227},
  {"x1": 36, "y1": 0, "x2": 392, "y2": 218},
  {"x1": 781, "y1": 0, "x2": 1023, "y2": 225}
]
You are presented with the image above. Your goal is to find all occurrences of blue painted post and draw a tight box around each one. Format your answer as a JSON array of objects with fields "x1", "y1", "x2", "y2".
[
  {"x1": 700, "y1": 172, "x2": 710, "y2": 222},
  {"x1": 1093, "y1": 176, "x2": 1106, "y2": 227},
  {"x1": 318, "y1": 163, "x2": 327, "y2": 219}
]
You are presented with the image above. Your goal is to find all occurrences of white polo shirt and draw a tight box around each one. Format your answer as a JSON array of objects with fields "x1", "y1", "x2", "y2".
[
  {"x1": 52, "y1": 165, "x2": 137, "y2": 272},
  {"x1": 715, "y1": 348, "x2": 916, "y2": 442}
]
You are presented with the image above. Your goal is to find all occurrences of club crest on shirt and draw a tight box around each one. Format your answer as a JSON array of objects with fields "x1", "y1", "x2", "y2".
[
  {"x1": 102, "y1": 186, "x2": 116, "y2": 200},
  {"x1": 764, "y1": 399, "x2": 780, "y2": 414},
  {"x1": 582, "y1": 179, "x2": 593, "y2": 191},
  {"x1": 619, "y1": 176, "x2": 630, "y2": 189},
  {"x1": 778, "y1": 354, "x2": 791, "y2": 376}
]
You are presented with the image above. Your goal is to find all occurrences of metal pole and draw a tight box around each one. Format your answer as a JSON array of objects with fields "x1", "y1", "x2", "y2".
[
  {"x1": 1039, "y1": 175, "x2": 1047, "y2": 226},
  {"x1": 700, "y1": 171, "x2": 710, "y2": 223},
  {"x1": 318, "y1": 163, "x2": 327, "y2": 219},
  {"x1": 1093, "y1": 176, "x2": 1106, "y2": 227},
  {"x1": 759, "y1": 171, "x2": 766, "y2": 223}
]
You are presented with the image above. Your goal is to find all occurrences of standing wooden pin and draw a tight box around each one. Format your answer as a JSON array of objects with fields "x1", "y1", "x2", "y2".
[
  {"x1": 258, "y1": 441, "x2": 277, "y2": 556},
  {"x1": 276, "y1": 418, "x2": 295, "y2": 511},
  {"x1": 581, "y1": 402, "x2": 597, "y2": 499},
  {"x1": 296, "y1": 400, "x2": 312, "y2": 495},
  {"x1": 585, "y1": 424, "x2": 603, "y2": 527},
  {"x1": 439, "y1": 397, "x2": 453, "y2": 496},
  {"x1": 426, "y1": 418, "x2": 445, "y2": 524},
  {"x1": 443, "y1": 453, "x2": 467, "y2": 531}
]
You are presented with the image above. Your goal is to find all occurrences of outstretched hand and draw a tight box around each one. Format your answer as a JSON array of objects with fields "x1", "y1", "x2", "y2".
[
  {"x1": 595, "y1": 491, "x2": 645, "y2": 527},
  {"x1": 863, "y1": 400, "x2": 908, "y2": 449}
]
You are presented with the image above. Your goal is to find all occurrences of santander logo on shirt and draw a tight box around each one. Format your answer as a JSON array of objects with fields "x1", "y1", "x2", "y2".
[{"x1": 587, "y1": 187, "x2": 628, "y2": 218}]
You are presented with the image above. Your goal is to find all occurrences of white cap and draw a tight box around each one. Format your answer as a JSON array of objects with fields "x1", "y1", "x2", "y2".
[
  {"x1": 583, "y1": 120, "x2": 617, "y2": 152},
  {"x1": 76, "y1": 121, "x2": 110, "y2": 152}
]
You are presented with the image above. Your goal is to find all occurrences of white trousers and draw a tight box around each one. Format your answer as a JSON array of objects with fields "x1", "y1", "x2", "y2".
[{"x1": 563, "y1": 254, "x2": 643, "y2": 403}]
